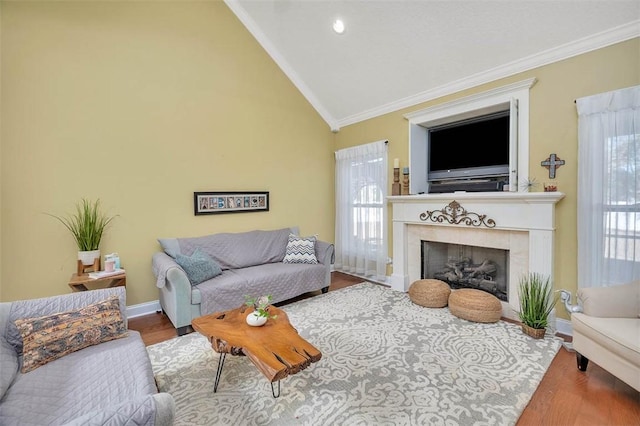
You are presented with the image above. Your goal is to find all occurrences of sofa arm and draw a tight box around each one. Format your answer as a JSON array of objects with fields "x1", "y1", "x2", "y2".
[
  {"x1": 152, "y1": 252, "x2": 194, "y2": 331},
  {"x1": 316, "y1": 240, "x2": 335, "y2": 266},
  {"x1": 578, "y1": 281, "x2": 640, "y2": 318}
]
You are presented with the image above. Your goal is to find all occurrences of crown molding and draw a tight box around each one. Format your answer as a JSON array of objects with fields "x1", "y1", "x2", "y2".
[
  {"x1": 337, "y1": 20, "x2": 640, "y2": 129},
  {"x1": 224, "y1": 0, "x2": 340, "y2": 132},
  {"x1": 403, "y1": 77, "x2": 537, "y2": 122}
]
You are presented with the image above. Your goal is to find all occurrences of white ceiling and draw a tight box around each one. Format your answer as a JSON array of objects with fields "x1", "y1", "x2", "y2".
[{"x1": 226, "y1": 1, "x2": 640, "y2": 131}]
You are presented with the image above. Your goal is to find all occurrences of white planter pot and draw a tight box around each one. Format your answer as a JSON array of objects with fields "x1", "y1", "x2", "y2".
[
  {"x1": 246, "y1": 311, "x2": 267, "y2": 327},
  {"x1": 78, "y1": 249, "x2": 101, "y2": 266}
]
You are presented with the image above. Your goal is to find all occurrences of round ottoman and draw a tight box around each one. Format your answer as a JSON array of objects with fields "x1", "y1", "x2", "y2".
[
  {"x1": 408, "y1": 279, "x2": 451, "y2": 308},
  {"x1": 448, "y1": 289, "x2": 502, "y2": 323}
]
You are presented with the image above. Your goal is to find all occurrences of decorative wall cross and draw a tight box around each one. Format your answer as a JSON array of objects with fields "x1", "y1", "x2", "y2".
[{"x1": 541, "y1": 153, "x2": 565, "y2": 179}]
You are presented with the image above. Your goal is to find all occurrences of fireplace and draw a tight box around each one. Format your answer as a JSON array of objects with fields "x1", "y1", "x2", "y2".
[
  {"x1": 388, "y1": 192, "x2": 564, "y2": 320},
  {"x1": 422, "y1": 242, "x2": 509, "y2": 301}
]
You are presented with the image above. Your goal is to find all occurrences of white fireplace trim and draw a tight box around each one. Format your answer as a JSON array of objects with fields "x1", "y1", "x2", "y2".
[{"x1": 388, "y1": 192, "x2": 565, "y2": 319}]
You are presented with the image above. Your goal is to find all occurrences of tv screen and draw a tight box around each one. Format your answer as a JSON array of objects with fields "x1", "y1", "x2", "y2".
[{"x1": 428, "y1": 113, "x2": 509, "y2": 174}]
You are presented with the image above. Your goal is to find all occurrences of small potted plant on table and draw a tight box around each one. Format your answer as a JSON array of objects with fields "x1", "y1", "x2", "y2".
[
  {"x1": 48, "y1": 198, "x2": 117, "y2": 273},
  {"x1": 517, "y1": 272, "x2": 557, "y2": 339}
]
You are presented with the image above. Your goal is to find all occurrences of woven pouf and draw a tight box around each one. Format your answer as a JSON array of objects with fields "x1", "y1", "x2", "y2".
[
  {"x1": 408, "y1": 279, "x2": 451, "y2": 308},
  {"x1": 448, "y1": 289, "x2": 502, "y2": 323}
]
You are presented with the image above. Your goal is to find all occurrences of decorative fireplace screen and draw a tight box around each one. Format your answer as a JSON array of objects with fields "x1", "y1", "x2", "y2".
[{"x1": 421, "y1": 241, "x2": 509, "y2": 301}]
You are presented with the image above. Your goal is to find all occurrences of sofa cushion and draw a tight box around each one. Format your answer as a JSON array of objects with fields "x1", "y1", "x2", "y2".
[
  {"x1": 14, "y1": 296, "x2": 127, "y2": 373},
  {"x1": 175, "y1": 248, "x2": 222, "y2": 285},
  {"x1": 177, "y1": 228, "x2": 291, "y2": 270},
  {"x1": 283, "y1": 234, "x2": 318, "y2": 264},
  {"x1": 191, "y1": 270, "x2": 247, "y2": 305},
  {"x1": 0, "y1": 332, "x2": 157, "y2": 426},
  {"x1": 196, "y1": 262, "x2": 326, "y2": 315}
]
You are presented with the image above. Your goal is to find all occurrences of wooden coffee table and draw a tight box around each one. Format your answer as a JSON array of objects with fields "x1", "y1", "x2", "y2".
[{"x1": 191, "y1": 305, "x2": 321, "y2": 397}]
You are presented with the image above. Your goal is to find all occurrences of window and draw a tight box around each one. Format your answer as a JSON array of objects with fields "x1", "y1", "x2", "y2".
[
  {"x1": 335, "y1": 141, "x2": 388, "y2": 280},
  {"x1": 577, "y1": 85, "x2": 640, "y2": 287},
  {"x1": 603, "y1": 134, "x2": 640, "y2": 269}
]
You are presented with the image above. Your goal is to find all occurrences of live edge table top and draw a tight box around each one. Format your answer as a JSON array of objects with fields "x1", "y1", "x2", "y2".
[{"x1": 191, "y1": 305, "x2": 321, "y2": 383}]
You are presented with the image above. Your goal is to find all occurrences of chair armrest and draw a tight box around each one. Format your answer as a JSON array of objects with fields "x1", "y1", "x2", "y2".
[
  {"x1": 316, "y1": 240, "x2": 335, "y2": 266},
  {"x1": 578, "y1": 281, "x2": 640, "y2": 318}
]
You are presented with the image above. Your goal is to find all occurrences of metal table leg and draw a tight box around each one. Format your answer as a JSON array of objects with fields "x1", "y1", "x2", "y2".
[
  {"x1": 271, "y1": 380, "x2": 281, "y2": 398},
  {"x1": 213, "y1": 353, "x2": 226, "y2": 392}
]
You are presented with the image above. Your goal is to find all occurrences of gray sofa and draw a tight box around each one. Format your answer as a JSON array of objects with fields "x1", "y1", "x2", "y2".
[
  {"x1": 153, "y1": 227, "x2": 334, "y2": 335},
  {"x1": 0, "y1": 287, "x2": 175, "y2": 426}
]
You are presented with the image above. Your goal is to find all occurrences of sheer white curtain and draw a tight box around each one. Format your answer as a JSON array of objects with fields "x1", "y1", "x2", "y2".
[
  {"x1": 577, "y1": 85, "x2": 640, "y2": 288},
  {"x1": 335, "y1": 140, "x2": 388, "y2": 280}
]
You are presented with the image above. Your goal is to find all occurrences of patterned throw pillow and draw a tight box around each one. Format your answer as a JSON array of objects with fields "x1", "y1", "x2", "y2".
[
  {"x1": 175, "y1": 248, "x2": 222, "y2": 285},
  {"x1": 14, "y1": 296, "x2": 128, "y2": 373},
  {"x1": 283, "y1": 234, "x2": 318, "y2": 264}
]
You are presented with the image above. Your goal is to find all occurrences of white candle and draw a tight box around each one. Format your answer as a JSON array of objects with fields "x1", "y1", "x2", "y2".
[{"x1": 394, "y1": 158, "x2": 399, "y2": 169}]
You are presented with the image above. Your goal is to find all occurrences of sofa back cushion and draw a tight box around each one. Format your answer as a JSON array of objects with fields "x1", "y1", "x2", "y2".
[
  {"x1": 578, "y1": 281, "x2": 640, "y2": 318},
  {"x1": 176, "y1": 228, "x2": 291, "y2": 270}
]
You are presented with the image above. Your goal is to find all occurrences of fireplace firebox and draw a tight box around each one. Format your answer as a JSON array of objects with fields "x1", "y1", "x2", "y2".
[{"x1": 421, "y1": 241, "x2": 509, "y2": 301}]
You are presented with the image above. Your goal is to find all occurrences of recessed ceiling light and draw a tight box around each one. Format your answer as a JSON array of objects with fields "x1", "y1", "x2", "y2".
[{"x1": 333, "y1": 19, "x2": 345, "y2": 34}]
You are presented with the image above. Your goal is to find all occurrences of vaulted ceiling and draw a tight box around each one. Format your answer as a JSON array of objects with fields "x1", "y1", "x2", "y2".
[{"x1": 226, "y1": 0, "x2": 639, "y2": 131}]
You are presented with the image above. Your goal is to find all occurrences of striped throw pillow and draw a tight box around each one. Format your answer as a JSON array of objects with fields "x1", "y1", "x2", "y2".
[{"x1": 283, "y1": 234, "x2": 318, "y2": 264}]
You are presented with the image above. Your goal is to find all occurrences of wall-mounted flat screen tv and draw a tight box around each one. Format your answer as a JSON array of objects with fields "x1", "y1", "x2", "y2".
[{"x1": 428, "y1": 111, "x2": 510, "y2": 181}]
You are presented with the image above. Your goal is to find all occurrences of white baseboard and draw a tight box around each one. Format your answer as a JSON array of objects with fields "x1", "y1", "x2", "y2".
[
  {"x1": 127, "y1": 300, "x2": 161, "y2": 319},
  {"x1": 555, "y1": 318, "x2": 572, "y2": 337}
]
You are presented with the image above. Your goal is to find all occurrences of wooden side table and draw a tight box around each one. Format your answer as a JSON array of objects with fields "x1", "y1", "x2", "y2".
[{"x1": 68, "y1": 272, "x2": 127, "y2": 292}]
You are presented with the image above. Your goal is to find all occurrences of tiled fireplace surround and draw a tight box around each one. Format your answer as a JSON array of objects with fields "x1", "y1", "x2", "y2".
[{"x1": 388, "y1": 192, "x2": 565, "y2": 320}]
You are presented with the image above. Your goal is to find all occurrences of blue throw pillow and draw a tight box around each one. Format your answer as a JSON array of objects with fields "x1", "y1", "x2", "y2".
[{"x1": 175, "y1": 248, "x2": 222, "y2": 285}]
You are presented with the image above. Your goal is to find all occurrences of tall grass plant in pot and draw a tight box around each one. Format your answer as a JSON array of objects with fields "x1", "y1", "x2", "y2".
[
  {"x1": 517, "y1": 272, "x2": 557, "y2": 339},
  {"x1": 48, "y1": 199, "x2": 117, "y2": 267}
]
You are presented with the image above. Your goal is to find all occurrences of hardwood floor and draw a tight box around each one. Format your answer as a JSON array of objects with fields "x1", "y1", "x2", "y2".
[{"x1": 129, "y1": 272, "x2": 640, "y2": 425}]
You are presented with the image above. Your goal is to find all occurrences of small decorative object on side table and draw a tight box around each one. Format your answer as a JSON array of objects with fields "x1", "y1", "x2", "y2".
[{"x1": 68, "y1": 270, "x2": 126, "y2": 292}]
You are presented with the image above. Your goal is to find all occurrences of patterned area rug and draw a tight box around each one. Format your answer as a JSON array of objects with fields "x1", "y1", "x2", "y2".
[{"x1": 147, "y1": 283, "x2": 561, "y2": 425}]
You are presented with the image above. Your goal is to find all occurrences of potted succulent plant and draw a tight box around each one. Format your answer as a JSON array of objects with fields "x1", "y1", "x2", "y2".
[
  {"x1": 48, "y1": 199, "x2": 117, "y2": 268},
  {"x1": 517, "y1": 272, "x2": 557, "y2": 339},
  {"x1": 244, "y1": 294, "x2": 278, "y2": 327}
]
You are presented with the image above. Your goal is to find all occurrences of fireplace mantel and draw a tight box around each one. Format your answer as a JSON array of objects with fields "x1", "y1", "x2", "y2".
[{"x1": 388, "y1": 192, "x2": 565, "y2": 317}]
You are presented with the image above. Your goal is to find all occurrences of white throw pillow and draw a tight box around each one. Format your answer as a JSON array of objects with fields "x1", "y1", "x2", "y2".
[{"x1": 283, "y1": 234, "x2": 318, "y2": 264}]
